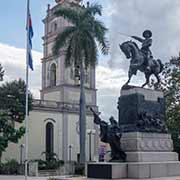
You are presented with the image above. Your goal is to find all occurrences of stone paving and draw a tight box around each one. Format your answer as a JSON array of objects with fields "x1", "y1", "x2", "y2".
[
  {"x1": 0, "y1": 176, "x2": 47, "y2": 180},
  {"x1": 0, "y1": 176, "x2": 69, "y2": 180},
  {"x1": 1, "y1": 176, "x2": 180, "y2": 180},
  {"x1": 45, "y1": 176, "x2": 180, "y2": 180}
]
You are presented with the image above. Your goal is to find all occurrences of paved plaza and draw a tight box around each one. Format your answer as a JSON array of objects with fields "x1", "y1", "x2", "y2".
[
  {"x1": 0, "y1": 176, "x2": 48, "y2": 180},
  {"x1": 1, "y1": 176, "x2": 180, "y2": 180},
  {"x1": 0, "y1": 176, "x2": 67, "y2": 180}
]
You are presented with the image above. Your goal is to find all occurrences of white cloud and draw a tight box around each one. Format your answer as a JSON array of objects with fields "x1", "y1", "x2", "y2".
[
  {"x1": 96, "y1": 64, "x2": 127, "y2": 120},
  {"x1": 96, "y1": 65, "x2": 126, "y2": 90},
  {"x1": 0, "y1": 43, "x2": 42, "y2": 98}
]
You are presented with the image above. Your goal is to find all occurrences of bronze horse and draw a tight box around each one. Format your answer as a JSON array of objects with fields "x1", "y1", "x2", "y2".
[{"x1": 120, "y1": 41, "x2": 164, "y2": 87}]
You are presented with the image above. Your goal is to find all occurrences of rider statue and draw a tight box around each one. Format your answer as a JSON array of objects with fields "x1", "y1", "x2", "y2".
[
  {"x1": 119, "y1": 29, "x2": 163, "y2": 87},
  {"x1": 131, "y1": 30, "x2": 153, "y2": 71}
]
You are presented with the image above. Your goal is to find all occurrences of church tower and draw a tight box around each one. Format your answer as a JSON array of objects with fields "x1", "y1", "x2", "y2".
[{"x1": 41, "y1": 0, "x2": 96, "y2": 106}]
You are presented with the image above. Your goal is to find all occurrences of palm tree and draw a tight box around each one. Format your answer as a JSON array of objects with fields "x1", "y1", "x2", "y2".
[{"x1": 53, "y1": 2, "x2": 109, "y2": 163}]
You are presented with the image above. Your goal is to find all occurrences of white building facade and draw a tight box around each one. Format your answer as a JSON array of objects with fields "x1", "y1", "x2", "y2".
[{"x1": 2, "y1": 0, "x2": 99, "y2": 163}]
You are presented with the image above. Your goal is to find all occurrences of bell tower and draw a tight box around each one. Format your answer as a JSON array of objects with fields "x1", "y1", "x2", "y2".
[{"x1": 41, "y1": 0, "x2": 96, "y2": 106}]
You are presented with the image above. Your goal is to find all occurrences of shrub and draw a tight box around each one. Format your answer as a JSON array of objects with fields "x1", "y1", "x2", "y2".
[
  {"x1": 34, "y1": 159, "x2": 46, "y2": 170},
  {"x1": 75, "y1": 163, "x2": 85, "y2": 175},
  {"x1": 0, "y1": 159, "x2": 19, "y2": 175},
  {"x1": 34, "y1": 158, "x2": 64, "y2": 170}
]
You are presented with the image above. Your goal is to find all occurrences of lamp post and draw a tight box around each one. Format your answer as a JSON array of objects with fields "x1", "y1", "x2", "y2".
[
  {"x1": 20, "y1": 144, "x2": 25, "y2": 165},
  {"x1": 68, "y1": 144, "x2": 73, "y2": 162},
  {"x1": 87, "y1": 129, "x2": 96, "y2": 162}
]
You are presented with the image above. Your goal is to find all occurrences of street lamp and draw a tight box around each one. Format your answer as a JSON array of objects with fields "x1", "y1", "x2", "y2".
[
  {"x1": 87, "y1": 129, "x2": 96, "y2": 162},
  {"x1": 20, "y1": 144, "x2": 25, "y2": 165},
  {"x1": 68, "y1": 144, "x2": 74, "y2": 162}
]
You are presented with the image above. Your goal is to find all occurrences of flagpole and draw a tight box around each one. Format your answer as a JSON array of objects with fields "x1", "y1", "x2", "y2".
[{"x1": 25, "y1": 0, "x2": 30, "y2": 179}]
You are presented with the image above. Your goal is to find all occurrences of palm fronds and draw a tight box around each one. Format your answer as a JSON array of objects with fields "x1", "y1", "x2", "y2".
[{"x1": 53, "y1": 2, "x2": 109, "y2": 68}]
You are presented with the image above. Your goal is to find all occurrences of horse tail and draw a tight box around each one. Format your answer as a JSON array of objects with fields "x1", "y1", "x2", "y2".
[{"x1": 157, "y1": 59, "x2": 164, "y2": 73}]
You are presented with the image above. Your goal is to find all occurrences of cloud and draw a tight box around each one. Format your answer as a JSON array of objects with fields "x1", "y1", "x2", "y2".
[
  {"x1": 96, "y1": 65, "x2": 126, "y2": 120},
  {"x1": 96, "y1": 63, "x2": 144, "y2": 120},
  {"x1": 0, "y1": 43, "x2": 42, "y2": 98},
  {"x1": 107, "y1": 0, "x2": 180, "y2": 69},
  {"x1": 96, "y1": 65, "x2": 126, "y2": 90}
]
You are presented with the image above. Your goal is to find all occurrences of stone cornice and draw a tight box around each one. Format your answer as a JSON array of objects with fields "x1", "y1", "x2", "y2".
[
  {"x1": 41, "y1": 50, "x2": 66, "y2": 62},
  {"x1": 32, "y1": 99, "x2": 98, "y2": 115},
  {"x1": 41, "y1": 84, "x2": 97, "y2": 93}
]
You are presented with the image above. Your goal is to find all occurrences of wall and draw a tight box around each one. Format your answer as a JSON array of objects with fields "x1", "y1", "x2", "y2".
[
  {"x1": 2, "y1": 109, "x2": 98, "y2": 163},
  {"x1": 2, "y1": 110, "x2": 63, "y2": 162},
  {"x1": 67, "y1": 114, "x2": 97, "y2": 161},
  {"x1": 43, "y1": 91, "x2": 62, "y2": 102}
]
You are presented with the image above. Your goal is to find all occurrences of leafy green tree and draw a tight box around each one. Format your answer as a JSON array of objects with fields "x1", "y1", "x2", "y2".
[
  {"x1": 164, "y1": 56, "x2": 180, "y2": 157},
  {"x1": 53, "y1": 3, "x2": 109, "y2": 163},
  {"x1": 0, "y1": 79, "x2": 33, "y2": 162},
  {"x1": 151, "y1": 54, "x2": 180, "y2": 156}
]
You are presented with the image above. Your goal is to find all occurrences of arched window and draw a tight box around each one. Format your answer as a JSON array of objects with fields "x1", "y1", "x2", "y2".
[
  {"x1": 54, "y1": 23, "x2": 57, "y2": 31},
  {"x1": 50, "y1": 63, "x2": 56, "y2": 86},
  {"x1": 46, "y1": 122, "x2": 54, "y2": 160}
]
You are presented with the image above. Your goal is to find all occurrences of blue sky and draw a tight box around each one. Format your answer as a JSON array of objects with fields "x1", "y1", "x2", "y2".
[
  {"x1": 0, "y1": 0, "x2": 109, "y2": 52},
  {"x1": 0, "y1": 0, "x2": 57, "y2": 51}
]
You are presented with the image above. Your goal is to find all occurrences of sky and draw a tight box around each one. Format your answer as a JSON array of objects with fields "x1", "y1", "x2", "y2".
[{"x1": 0, "y1": 0, "x2": 180, "y2": 120}]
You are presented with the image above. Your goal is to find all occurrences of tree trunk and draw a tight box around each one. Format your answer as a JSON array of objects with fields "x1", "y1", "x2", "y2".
[{"x1": 79, "y1": 62, "x2": 86, "y2": 164}]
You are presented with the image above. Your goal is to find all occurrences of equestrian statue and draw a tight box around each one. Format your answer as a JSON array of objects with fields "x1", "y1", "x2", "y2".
[{"x1": 119, "y1": 30, "x2": 164, "y2": 87}]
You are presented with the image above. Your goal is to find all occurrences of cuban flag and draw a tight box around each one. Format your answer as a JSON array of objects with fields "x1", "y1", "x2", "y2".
[{"x1": 26, "y1": 0, "x2": 34, "y2": 71}]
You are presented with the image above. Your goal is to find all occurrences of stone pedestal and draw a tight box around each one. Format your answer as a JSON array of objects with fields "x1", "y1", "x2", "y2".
[
  {"x1": 121, "y1": 132, "x2": 178, "y2": 162},
  {"x1": 87, "y1": 161, "x2": 180, "y2": 179},
  {"x1": 121, "y1": 132, "x2": 180, "y2": 178},
  {"x1": 87, "y1": 86, "x2": 180, "y2": 179}
]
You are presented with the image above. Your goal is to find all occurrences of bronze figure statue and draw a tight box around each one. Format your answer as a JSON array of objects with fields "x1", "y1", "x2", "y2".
[
  {"x1": 119, "y1": 30, "x2": 164, "y2": 87},
  {"x1": 90, "y1": 108, "x2": 126, "y2": 162}
]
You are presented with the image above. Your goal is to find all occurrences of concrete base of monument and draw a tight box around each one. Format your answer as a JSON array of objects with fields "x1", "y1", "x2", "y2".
[
  {"x1": 87, "y1": 162, "x2": 127, "y2": 179},
  {"x1": 125, "y1": 151, "x2": 178, "y2": 162},
  {"x1": 87, "y1": 161, "x2": 180, "y2": 179},
  {"x1": 128, "y1": 161, "x2": 180, "y2": 179}
]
